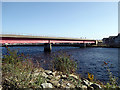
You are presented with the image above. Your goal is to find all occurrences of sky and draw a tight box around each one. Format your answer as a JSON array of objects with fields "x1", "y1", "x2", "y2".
[{"x1": 2, "y1": 2, "x2": 118, "y2": 39}]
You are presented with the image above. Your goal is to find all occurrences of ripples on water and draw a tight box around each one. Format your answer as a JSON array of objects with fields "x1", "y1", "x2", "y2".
[{"x1": 1, "y1": 46, "x2": 120, "y2": 83}]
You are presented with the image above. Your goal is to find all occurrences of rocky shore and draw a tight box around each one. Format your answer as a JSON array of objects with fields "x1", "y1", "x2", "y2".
[
  {"x1": 40, "y1": 70, "x2": 102, "y2": 89},
  {"x1": 2, "y1": 47, "x2": 120, "y2": 89},
  {"x1": 2, "y1": 67, "x2": 105, "y2": 89}
]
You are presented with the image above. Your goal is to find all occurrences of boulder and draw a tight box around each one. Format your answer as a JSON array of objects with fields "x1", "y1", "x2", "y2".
[
  {"x1": 58, "y1": 79, "x2": 63, "y2": 85},
  {"x1": 33, "y1": 72, "x2": 40, "y2": 77},
  {"x1": 55, "y1": 75, "x2": 61, "y2": 80},
  {"x1": 61, "y1": 75, "x2": 67, "y2": 79},
  {"x1": 41, "y1": 72, "x2": 48, "y2": 78},
  {"x1": 0, "y1": 85, "x2": 2, "y2": 90},
  {"x1": 47, "y1": 75, "x2": 53, "y2": 80},
  {"x1": 61, "y1": 83, "x2": 68, "y2": 88},
  {"x1": 41, "y1": 83, "x2": 53, "y2": 88},
  {"x1": 52, "y1": 71, "x2": 57, "y2": 76},
  {"x1": 90, "y1": 83, "x2": 102, "y2": 89},
  {"x1": 82, "y1": 79, "x2": 93, "y2": 86},
  {"x1": 66, "y1": 83, "x2": 75, "y2": 88},
  {"x1": 81, "y1": 85, "x2": 87, "y2": 90},
  {"x1": 50, "y1": 80, "x2": 60, "y2": 88},
  {"x1": 69, "y1": 74, "x2": 78, "y2": 80},
  {"x1": 34, "y1": 68, "x2": 43, "y2": 73},
  {"x1": 58, "y1": 71, "x2": 63, "y2": 75},
  {"x1": 45, "y1": 70, "x2": 52, "y2": 75},
  {"x1": 87, "y1": 86, "x2": 94, "y2": 90},
  {"x1": 66, "y1": 83, "x2": 70, "y2": 86}
]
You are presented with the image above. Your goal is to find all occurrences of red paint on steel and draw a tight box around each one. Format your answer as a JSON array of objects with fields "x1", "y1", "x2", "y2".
[
  {"x1": 0, "y1": 40, "x2": 49, "y2": 44},
  {"x1": 0, "y1": 40, "x2": 95, "y2": 44},
  {"x1": 0, "y1": 37, "x2": 95, "y2": 44}
]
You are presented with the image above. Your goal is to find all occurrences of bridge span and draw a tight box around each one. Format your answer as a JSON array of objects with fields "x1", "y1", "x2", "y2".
[{"x1": 0, "y1": 34, "x2": 97, "y2": 51}]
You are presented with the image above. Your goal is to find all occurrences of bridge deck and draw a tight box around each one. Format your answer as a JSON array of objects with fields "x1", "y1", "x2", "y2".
[{"x1": 0, "y1": 34, "x2": 96, "y2": 44}]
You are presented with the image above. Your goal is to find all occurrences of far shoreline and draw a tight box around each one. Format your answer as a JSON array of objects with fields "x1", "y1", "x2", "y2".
[{"x1": 1, "y1": 44, "x2": 120, "y2": 48}]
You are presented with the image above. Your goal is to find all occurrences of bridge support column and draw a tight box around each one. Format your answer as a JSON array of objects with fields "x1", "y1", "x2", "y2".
[
  {"x1": 80, "y1": 43, "x2": 86, "y2": 48},
  {"x1": 44, "y1": 43, "x2": 52, "y2": 52}
]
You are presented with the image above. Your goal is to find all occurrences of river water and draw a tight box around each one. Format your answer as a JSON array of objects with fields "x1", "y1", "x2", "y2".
[{"x1": 2, "y1": 46, "x2": 120, "y2": 83}]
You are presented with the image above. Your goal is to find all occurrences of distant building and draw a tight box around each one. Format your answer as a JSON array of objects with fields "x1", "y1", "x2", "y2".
[
  {"x1": 102, "y1": 38, "x2": 109, "y2": 45},
  {"x1": 102, "y1": 33, "x2": 120, "y2": 47},
  {"x1": 114, "y1": 33, "x2": 120, "y2": 46}
]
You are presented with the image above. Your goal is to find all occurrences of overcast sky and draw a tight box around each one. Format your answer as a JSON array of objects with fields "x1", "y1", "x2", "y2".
[{"x1": 2, "y1": 2, "x2": 118, "y2": 39}]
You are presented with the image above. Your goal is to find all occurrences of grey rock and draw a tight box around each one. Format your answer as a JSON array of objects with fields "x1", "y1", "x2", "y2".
[
  {"x1": 81, "y1": 85, "x2": 87, "y2": 90},
  {"x1": 66, "y1": 83, "x2": 75, "y2": 88},
  {"x1": 52, "y1": 71, "x2": 57, "y2": 76},
  {"x1": 83, "y1": 79, "x2": 93, "y2": 86},
  {"x1": 47, "y1": 75, "x2": 53, "y2": 79},
  {"x1": 61, "y1": 83, "x2": 67, "y2": 88},
  {"x1": 69, "y1": 74, "x2": 78, "y2": 79},
  {"x1": 65, "y1": 86, "x2": 70, "y2": 88},
  {"x1": 66, "y1": 83, "x2": 70, "y2": 86},
  {"x1": 50, "y1": 80, "x2": 60, "y2": 87},
  {"x1": 34, "y1": 69, "x2": 39, "y2": 73},
  {"x1": 59, "y1": 79, "x2": 63, "y2": 84},
  {"x1": 41, "y1": 72, "x2": 48, "y2": 78},
  {"x1": 90, "y1": 83, "x2": 102, "y2": 89},
  {"x1": 45, "y1": 70, "x2": 52, "y2": 75},
  {"x1": 55, "y1": 75, "x2": 61, "y2": 80},
  {"x1": 61, "y1": 75, "x2": 67, "y2": 79},
  {"x1": 88, "y1": 86, "x2": 94, "y2": 90},
  {"x1": 41, "y1": 83, "x2": 53, "y2": 88},
  {"x1": 34, "y1": 68, "x2": 44, "y2": 73},
  {"x1": 33, "y1": 72, "x2": 40, "y2": 77},
  {"x1": 0, "y1": 85, "x2": 2, "y2": 90}
]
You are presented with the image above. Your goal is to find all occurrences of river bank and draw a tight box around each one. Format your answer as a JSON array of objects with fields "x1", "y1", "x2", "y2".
[
  {"x1": 2, "y1": 67, "x2": 104, "y2": 89},
  {"x1": 91, "y1": 45, "x2": 120, "y2": 48},
  {"x1": 2, "y1": 63, "x2": 120, "y2": 89},
  {"x1": 2, "y1": 47, "x2": 120, "y2": 89}
]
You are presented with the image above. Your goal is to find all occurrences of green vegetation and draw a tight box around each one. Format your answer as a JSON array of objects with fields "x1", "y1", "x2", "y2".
[
  {"x1": 102, "y1": 61, "x2": 119, "y2": 89},
  {"x1": 2, "y1": 47, "x2": 46, "y2": 88},
  {"x1": 51, "y1": 52, "x2": 77, "y2": 74}
]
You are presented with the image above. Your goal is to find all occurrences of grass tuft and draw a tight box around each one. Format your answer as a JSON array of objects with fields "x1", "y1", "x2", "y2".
[{"x1": 51, "y1": 52, "x2": 77, "y2": 74}]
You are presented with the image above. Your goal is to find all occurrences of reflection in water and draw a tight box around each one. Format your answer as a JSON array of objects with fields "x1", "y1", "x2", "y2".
[{"x1": 2, "y1": 46, "x2": 119, "y2": 83}]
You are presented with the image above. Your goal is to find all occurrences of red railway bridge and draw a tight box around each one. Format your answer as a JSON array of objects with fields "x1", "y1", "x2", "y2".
[{"x1": 0, "y1": 34, "x2": 97, "y2": 51}]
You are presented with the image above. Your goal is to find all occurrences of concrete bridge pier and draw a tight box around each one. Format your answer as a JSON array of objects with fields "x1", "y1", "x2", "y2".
[
  {"x1": 44, "y1": 43, "x2": 52, "y2": 52},
  {"x1": 79, "y1": 43, "x2": 86, "y2": 48}
]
